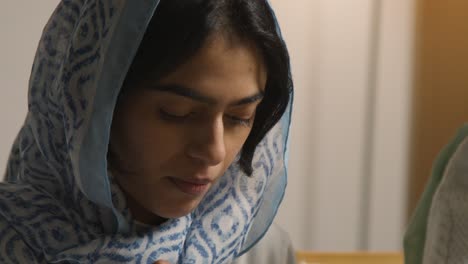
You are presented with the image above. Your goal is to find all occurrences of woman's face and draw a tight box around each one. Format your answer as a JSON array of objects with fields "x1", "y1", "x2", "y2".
[{"x1": 110, "y1": 34, "x2": 267, "y2": 225}]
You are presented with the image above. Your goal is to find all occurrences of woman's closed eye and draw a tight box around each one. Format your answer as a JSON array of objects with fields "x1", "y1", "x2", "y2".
[
  {"x1": 225, "y1": 115, "x2": 253, "y2": 127},
  {"x1": 159, "y1": 108, "x2": 192, "y2": 121},
  {"x1": 159, "y1": 108, "x2": 253, "y2": 127}
]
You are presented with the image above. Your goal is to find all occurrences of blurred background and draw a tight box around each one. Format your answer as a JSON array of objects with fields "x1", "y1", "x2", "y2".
[{"x1": 1, "y1": 0, "x2": 468, "y2": 253}]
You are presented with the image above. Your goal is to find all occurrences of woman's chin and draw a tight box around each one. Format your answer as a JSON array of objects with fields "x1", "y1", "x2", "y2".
[
  {"x1": 143, "y1": 197, "x2": 203, "y2": 222},
  {"x1": 124, "y1": 185, "x2": 206, "y2": 224},
  {"x1": 155, "y1": 202, "x2": 200, "y2": 219}
]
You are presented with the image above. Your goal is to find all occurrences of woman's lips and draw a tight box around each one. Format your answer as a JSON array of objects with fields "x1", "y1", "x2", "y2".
[{"x1": 168, "y1": 177, "x2": 211, "y2": 196}]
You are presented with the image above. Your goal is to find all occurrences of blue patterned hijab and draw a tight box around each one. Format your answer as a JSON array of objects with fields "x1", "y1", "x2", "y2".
[{"x1": 0, "y1": 1, "x2": 292, "y2": 263}]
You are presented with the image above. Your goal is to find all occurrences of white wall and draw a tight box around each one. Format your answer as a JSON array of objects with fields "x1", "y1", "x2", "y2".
[
  {"x1": 367, "y1": 0, "x2": 414, "y2": 250},
  {"x1": 0, "y1": 1, "x2": 61, "y2": 177},
  {"x1": 270, "y1": 0, "x2": 414, "y2": 251},
  {"x1": 0, "y1": 0, "x2": 414, "y2": 252},
  {"x1": 268, "y1": 0, "x2": 320, "y2": 251}
]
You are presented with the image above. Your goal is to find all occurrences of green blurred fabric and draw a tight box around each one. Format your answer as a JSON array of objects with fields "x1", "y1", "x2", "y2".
[{"x1": 404, "y1": 125, "x2": 468, "y2": 264}]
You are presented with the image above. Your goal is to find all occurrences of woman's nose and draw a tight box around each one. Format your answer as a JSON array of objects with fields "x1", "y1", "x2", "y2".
[{"x1": 186, "y1": 118, "x2": 226, "y2": 166}]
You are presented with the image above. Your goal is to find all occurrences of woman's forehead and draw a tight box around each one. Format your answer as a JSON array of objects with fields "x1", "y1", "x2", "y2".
[{"x1": 149, "y1": 35, "x2": 267, "y2": 105}]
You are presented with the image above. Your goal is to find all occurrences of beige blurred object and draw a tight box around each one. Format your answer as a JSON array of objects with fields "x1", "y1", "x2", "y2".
[
  {"x1": 295, "y1": 252, "x2": 403, "y2": 264},
  {"x1": 408, "y1": 0, "x2": 468, "y2": 218}
]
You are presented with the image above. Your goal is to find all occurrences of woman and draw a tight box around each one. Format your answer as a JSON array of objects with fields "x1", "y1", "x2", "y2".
[{"x1": 0, "y1": 0, "x2": 293, "y2": 263}]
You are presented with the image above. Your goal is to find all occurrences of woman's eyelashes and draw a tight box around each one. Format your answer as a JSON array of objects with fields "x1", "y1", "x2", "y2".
[
  {"x1": 226, "y1": 115, "x2": 253, "y2": 127},
  {"x1": 159, "y1": 109, "x2": 191, "y2": 121},
  {"x1": 158, "y1": 108, "x2": 253, "y2": 127}
]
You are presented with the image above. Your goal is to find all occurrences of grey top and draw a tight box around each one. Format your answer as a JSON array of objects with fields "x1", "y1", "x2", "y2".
[
  {"x1": 233, "y1": 223, "x2": 296, "y2": 264},
  {"x1": 423, "y1": 134, "x2": 468, "y2": 264}
]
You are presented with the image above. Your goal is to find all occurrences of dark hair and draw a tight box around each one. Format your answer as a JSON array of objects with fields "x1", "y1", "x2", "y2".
[{"x1": 121, "y1": 0, "x2": 292, "y2": 175}]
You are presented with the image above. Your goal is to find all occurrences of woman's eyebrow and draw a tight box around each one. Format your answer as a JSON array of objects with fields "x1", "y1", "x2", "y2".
[
  {"x1": 151, "y1": 84, "x2": 215, "y2": 104},
  {"x1": 230, "y1": 92, "x2": 264, "y2": 106},
  {"x1": 151, "y1": 84, "x2": 264, "y2": 106}
]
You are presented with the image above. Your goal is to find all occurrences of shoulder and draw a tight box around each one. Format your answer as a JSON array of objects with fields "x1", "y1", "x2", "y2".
[
  {"x1": 233, "y1": 223, "x2": 296, "y2": 264},
  {"x1": 0, "y1": 183, "x2": 66, "y2": 263},
  {"x1": 0, "y1": 214, "x2": 43, "y2": 263}
]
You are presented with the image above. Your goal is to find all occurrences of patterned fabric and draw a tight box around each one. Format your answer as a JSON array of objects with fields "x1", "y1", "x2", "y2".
[
  {"x1": 0, "y1": 0, "x2": 292, "y2": 263},
  {"x1": 404, "y1": 125, "x2": 468, "y2": 264}
]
